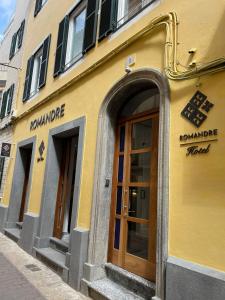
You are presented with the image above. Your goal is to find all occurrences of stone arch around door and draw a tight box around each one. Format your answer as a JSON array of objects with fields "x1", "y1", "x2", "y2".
[{"x1": 84, "y1": 69, "x2": 170, "y2": 300}]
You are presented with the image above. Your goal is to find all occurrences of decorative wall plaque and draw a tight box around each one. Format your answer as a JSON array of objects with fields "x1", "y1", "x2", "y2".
[
  {"x1": 181, "y1": 91, "x2": 214, "y2": 128},
  {"x1": 37, "y1": 141, "x2": 45, "y2": 162},
  {"x1": 1, "y1": 143, "x2": 11, "y2": 157}
]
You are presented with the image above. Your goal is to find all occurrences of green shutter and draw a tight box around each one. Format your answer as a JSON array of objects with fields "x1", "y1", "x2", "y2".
[
  {"x1": 34, "y1": 0, "x2": 42, "y2": 17},
  {"x1": 39, "y1": 35, "x2": 51, "y2": 89},
  {"x1": 9, "y1": 33, "x2": 17, "y2": 60},
  {"x1": 83, "y1": 0, "x2": 99, "y2": 53},
  {"x1": 18, "y1": 20, "x2": 25, "y2": 49},
  {"x1": 0, "y1": 157, "x2": 5, "y2": 190},
  {"x1": 0, "y1": 91, "x2": 8, "y2": 119},
  {"x1": 54, "y1": 16, "x2": 69, "y2": 77},
  {"x1": 23, "y1": 56, "x2": 34, "y2": 102},
  {"x1": 6, "y1": 84, "x2": 15, "y2": 115},
  {"x1": 99, "y1": 0, "x2": 116, "y2": 40}
]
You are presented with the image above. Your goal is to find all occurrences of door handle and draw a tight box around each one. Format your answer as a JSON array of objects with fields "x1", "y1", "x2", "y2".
[{"x1": 123, "y1": 205, "x2": 128, "y2": 217}]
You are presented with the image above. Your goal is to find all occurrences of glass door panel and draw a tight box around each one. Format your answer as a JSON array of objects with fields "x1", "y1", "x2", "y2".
[
  {"x1": 130, "y1": 152, "x2": 151, "y2": 182},
  {"x1": 128, "y1": 187, "x2": 150, "y2": 219},
  {"x1": 127, "y1": 221, "x2": 149, "y2": 259},
  {"x1": 132, "y1": 119, "x2": 152, "y2": 149},
  {"x1": 109, "y1": 113, "x2": 158, "y2": 282}
]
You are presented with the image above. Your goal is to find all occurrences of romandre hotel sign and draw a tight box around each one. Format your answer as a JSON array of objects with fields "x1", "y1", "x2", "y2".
[
  {"x1": 30, "y1": 104, "x2": 65, "y2": 131},
  {"x1": 180, "y1": 91, "x2": 218, "y2": 156}
]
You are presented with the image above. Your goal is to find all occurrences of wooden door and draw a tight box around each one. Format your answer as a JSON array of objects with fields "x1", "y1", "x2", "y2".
[
  {"x1": 53, "y1": 139, "x2": 71, "y2": 239},
  {"x1": 19, "y1": 149, "x2": 32, "y2": 222},
  {"x1": 108, "y1": 110, "x2": 159, "y2": 281}
]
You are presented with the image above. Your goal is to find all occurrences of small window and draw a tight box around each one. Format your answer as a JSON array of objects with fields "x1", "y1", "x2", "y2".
[
  {"x1": 65, "y1": 6, "x2": 87, "y2": 69},
  {"x1": 30, "y1": 48, "x2": 43, "y2": 97}
]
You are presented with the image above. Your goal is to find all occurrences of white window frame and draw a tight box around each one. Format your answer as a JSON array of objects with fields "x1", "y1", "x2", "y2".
[
  {"x1": 30, "y1": 48, "x2": 43, "y2": 98},
  {"x1": 65, "y1": 2, "x2": 87, "y2": 69}
]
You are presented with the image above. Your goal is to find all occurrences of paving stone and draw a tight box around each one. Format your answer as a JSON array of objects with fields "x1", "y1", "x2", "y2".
[{"x1": 0, "y1": 233, "x2": 90, "y2": 300}]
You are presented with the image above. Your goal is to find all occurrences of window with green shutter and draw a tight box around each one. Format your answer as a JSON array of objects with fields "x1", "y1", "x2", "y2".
[
  {"x1": 54, "y1": 0, "x2": 99, "y2": 77},
  {"x1": 0, "y1": 92, "x2": 8, "y2": 119},
  {"x1": 83, "y1": 0, "x2": 99, "y2": 53},
  {"x1": 9, "y1": 20, "x2": 26, "y2": 60},
  {"x1": 39, "y1": 35, "x2": 51, "y2": 88},
  {"x1": 99, "y1": 0, "x2": 158, "y2": 40},
  {"x1": 99, "y1": 0, "x2": 116, "y2": 40},
  {"x1": 54, "y1": 16, "x2": 69, "y2": 77},
  {"x1": 23, "y1": 35, "x2": 51, "y2": 101},
  {"x1": 6, "y1": 84, "x2": 15, "y2": 115},
  {"x1": 9, "y1": 33, "x2": 17, "y2": 60},
  {"x1": 23, "y1": 56, "x2": 35, "y2": 101},
  {"x1": 18, "y1": 20, "x2": 25, "y2": 49},
  {"x1": 0, "y1": 84, "x2": 15, "y2": 119}
]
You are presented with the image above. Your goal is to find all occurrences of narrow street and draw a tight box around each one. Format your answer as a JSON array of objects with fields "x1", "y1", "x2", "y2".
[{"x1": 0, "y1": 233, "x2": 89, "y2": 300}]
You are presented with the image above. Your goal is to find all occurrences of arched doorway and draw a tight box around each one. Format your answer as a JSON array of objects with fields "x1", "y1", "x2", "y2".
[
  {"x1": 85, "y1": 69, "x2": 169, "y2": 300},
  {"x1": 108, "y1": 87, "x2": 160, "y2": 281}
]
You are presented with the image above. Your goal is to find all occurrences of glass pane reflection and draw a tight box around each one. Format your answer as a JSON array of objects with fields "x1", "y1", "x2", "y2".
[
  {"x1": 130, "y1": 153, "x2": 150, "y2": 182},
  {"x1": 127, "y1": 221, "x2": 148, "y2": 259},
  {"x1": 132, "y1": 119, "x2": 152, "y2": 150},
  {"x1": 129, "y1": 187, "x2": 149, "y2": 219}
]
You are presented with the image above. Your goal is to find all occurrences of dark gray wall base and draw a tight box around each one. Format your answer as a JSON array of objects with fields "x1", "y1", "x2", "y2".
[
  {"x1": 80, "y1": 279, "x2": 90, "y2": 297},
  {"x1": 66, "y1": 252, "x2": 71, "y2": 268},
  {"x1": 83, "y1": 263, "x2": 106, "y2": 282},
  {"x1": 68, "y1": 227, "x2": 89, "y2": 290},
  {"x1": 166, "y1": 256, "x2": 225, "y2": 300},
  {"x1": 34, "y1": 236, "x2": 50, "y2": 248},
  {"x1": 0, "y1": 204, "x2": 8, "y2": 232},
  {"x1": 4, "y1": 221, "x2": 17, "y2": 229},
  {"x1": 18, "y1": 213, "x2": 39, "y2": 254}
]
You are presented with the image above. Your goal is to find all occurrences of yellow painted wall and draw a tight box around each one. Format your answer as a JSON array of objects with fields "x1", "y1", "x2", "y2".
[{"x1": 3, "y1": 0, "x2": 225, "y2": 273}]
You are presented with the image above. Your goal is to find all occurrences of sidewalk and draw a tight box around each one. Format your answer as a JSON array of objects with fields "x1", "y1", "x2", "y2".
[{"x1": 0, "y1": 233, "x2": 90, "y2": 300}]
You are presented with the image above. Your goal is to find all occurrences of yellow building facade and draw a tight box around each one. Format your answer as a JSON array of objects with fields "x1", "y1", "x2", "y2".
[{"x1": 1, "y1": 0, "x2": 225, "y2": 299}]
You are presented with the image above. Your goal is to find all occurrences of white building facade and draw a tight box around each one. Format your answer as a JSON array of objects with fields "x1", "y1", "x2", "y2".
[{"x1": 0, "y1": 0, "x2": 32, "y2": 198}]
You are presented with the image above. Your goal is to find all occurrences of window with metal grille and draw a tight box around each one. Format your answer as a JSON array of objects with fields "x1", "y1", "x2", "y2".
[{"x1": 116, "y1": 0, "x2": 157, "y2": 27}]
